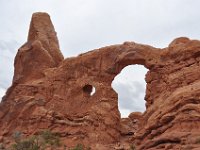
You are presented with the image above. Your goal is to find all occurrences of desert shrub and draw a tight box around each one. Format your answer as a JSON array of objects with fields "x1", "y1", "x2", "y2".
[
  {"x1": 10, "y1": 130, "x2": 61, "y2": 150},
  {"x1": 11, "y1": 137, "x2": 40, "y2": 150},
  {"x1": 39, "y1": 130, "x2": 61, "y2": 147},
  {"x1": 129, "y1": 144, "x2": 136, "y2": 150},
  {"x1": 12, "y1": 131, "x2": 22, "y2": 143},
  {"x1": 70, "y1": 144, "x2": 84, "y2": 150}
]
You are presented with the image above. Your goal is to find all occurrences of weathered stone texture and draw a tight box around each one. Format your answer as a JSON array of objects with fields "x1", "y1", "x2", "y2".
[{"x1": 1, "y1": 13, "x2": 200, "y2": 149}]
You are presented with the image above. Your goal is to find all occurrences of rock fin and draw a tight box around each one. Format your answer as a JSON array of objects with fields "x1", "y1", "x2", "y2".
[{"x1": 13, "y1": 12, "x2": 64, "y2": 83}]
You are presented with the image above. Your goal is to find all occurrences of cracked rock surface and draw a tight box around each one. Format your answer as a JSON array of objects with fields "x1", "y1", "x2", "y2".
[{"x1": 1, "y1": 13, "x2": 200, "y2": 149}]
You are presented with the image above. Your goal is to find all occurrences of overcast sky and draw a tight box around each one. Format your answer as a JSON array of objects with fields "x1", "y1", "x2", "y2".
[{"x1": 1, "y1": 0, "x2": 200, "y2": 117}]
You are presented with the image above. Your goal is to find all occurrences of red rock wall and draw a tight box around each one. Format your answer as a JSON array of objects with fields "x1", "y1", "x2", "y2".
[
  {"x1": 1, "y1": 13, "x2": 200, "y2": 150},
  {"x1": 135, "y1": 38, "x2": 200, "y2": 150}
]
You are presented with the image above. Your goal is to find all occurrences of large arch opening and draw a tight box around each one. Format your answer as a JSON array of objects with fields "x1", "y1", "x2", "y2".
[{"x1": 112, "y1": 65, "x2": 148, "y2": 118}]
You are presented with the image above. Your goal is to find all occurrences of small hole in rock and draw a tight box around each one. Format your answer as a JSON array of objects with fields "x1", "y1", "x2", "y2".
[{"x1": 83, "y1": 84, "x2": 96, "y2": 96}]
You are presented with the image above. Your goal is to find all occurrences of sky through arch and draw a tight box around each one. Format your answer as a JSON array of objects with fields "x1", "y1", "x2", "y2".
[{"x1": 112, "y1": 65, "x2": 148, "y2": 118}]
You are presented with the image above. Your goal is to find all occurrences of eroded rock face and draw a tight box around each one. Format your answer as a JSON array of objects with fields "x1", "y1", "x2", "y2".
[
  {"x1": 13, "y1": 12, "x2": 64, "y2": 84},
  {"x1": 1, "y1": 12, "x2": 200, "y2": 149}
]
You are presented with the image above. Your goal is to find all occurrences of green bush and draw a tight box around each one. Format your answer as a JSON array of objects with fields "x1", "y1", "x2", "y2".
[
  {"x1": 4, "y1": 131, "x2": 91, "y2": 150},
  {"x1": 10, "y1": 130, "x2": 61, "y2": 150},
  {"x1": 40, "y1": 130, "x2": 61, "y2": 147},
  {"x1": 70, "y1": 144, "x2": 83, "y2": 150}
]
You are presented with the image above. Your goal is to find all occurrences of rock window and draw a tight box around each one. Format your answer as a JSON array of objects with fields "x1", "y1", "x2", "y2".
[
  {"x1": 112, "y1": 65, "x2": 148, "y2": 118},
  {"x1": 83, "y1": 84, "x2": 96, "y2": 96}
]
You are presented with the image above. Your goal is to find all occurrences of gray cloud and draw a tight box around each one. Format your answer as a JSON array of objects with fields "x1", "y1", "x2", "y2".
[
  {"x1": 114, "y1": 81, "x2": 146, "y2": 111},
  {"x1": 0, "y1": 40, "x2": 19, "y2": 89},
  {"x1": 112, "y1": 65, "x2": 147, "y2": 117},
  {"x1": 112, "y1": 80, "x2": 147, "y2": 118},
  {"x1": 0, "y1": 87, "x2": 6, "y2": 101},
  {"x1": 1, "y1": 0, "x2": 200, "y2": 56}
]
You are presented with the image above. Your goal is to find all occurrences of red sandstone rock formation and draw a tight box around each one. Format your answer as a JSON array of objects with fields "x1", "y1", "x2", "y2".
[{"x1": 1, "y1": 12, "x2": 200, "y2": 149}]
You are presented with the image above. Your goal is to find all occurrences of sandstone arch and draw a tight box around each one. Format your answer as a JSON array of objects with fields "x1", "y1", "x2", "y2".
[{"x1": 1, "y1": 13, "x2": 200, "y2": 149}]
